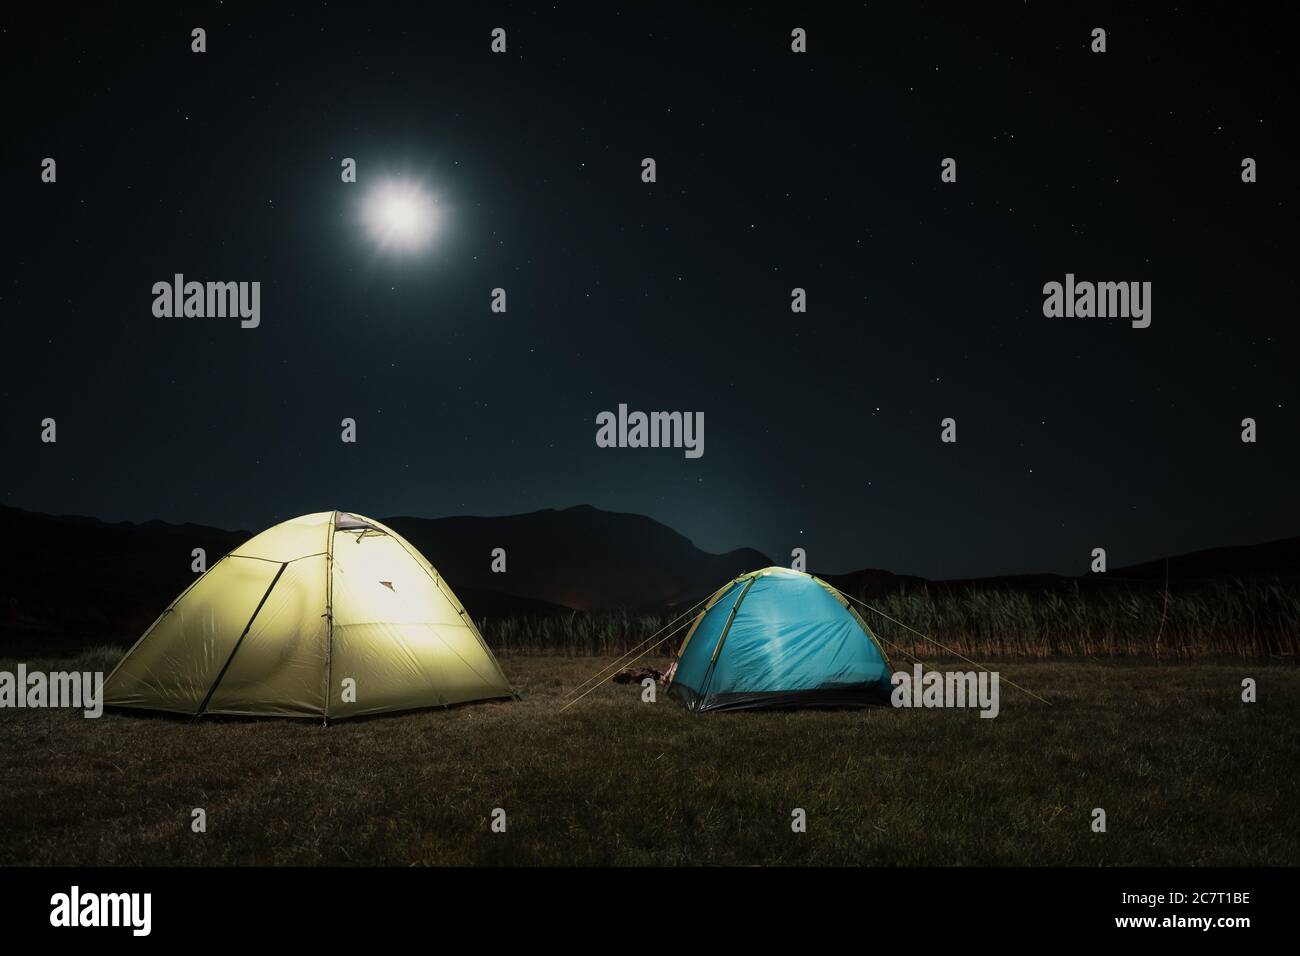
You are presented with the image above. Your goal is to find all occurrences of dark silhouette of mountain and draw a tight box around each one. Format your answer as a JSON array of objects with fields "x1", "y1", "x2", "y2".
[
  {"x1": 819, "y1": 567, "x2": 930, "y2": 599},
  {"x1": 2, "y1": 501, "x2": 1296, "y2": 655},
  {"x1": 824, "y1": 535, "x2": 1300, "y2": 599},
  {"x1": 383, "y1": 505, "x2": 771, "y2": 610},
  {"x1": 0, "y1": 505, "x2": 250, "y2": 653},
  {"x1": 1108, "y1": 537, "x2": 1300, "y2": 582}
]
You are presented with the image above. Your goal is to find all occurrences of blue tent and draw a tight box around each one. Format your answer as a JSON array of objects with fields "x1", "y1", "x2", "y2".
[{"x1": 667, "y1": 567, "x2": 895, "y2": 712}]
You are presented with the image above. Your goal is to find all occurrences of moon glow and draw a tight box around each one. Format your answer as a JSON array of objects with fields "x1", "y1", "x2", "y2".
[{"x1": 361, "y1": 178, "x2": 440, "y2": 253}]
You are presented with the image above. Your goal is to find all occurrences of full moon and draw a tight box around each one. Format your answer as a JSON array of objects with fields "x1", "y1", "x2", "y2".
[{"x1": 361, "y1": 178, "x2": 440, "y2": 252}]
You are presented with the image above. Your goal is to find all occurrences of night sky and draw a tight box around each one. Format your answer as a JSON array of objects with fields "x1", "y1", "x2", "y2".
[{"x1": 3, "y1": 5, "x2": 1295, "y2": 579}]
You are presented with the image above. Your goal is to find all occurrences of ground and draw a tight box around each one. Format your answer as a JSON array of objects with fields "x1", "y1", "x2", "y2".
[{"x1": 1, "y1": 649, "x2": 1296, "y2": 866}]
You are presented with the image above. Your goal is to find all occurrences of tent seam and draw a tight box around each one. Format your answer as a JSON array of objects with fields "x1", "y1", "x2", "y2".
[{"x1": 195, "y1": 561, "x2": 289, "y2": 717}]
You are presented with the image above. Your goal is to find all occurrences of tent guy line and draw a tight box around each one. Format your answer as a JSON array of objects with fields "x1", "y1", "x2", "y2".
[
  {"x1": 562, "y1": 590, "x2": 717, "y2": 702},
  {"x1": 558, "y1": 611, "x2": 700, "y2": 714},
  {"x1": 844, "y1": 592, "x2": 1052, "y2": 707}
]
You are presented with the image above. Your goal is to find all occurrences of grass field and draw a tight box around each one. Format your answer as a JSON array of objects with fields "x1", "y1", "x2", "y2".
[{"x1": 1, "y1": 647, "x2": 1297, "y2": 866}]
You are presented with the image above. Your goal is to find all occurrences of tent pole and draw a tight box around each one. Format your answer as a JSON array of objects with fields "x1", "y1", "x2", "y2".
[
  {"x1": 323, "y1": 510, "x2": 337, "y2": 726},
  {"x1": 695, "y1": 576, "x2": 757, "y2": 708}
]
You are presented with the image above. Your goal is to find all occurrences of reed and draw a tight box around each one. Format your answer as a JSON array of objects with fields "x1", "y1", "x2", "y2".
[{"x1": 477, "y1": 579, "x2": 1300, "y2": 659}]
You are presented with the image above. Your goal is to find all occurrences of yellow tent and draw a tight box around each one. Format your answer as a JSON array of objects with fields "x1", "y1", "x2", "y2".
[{"x1": 104, "y1": 511, "x2": 515, "y2": 720}]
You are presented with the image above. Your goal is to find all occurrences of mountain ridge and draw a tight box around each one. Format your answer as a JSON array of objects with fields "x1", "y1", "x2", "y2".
[{"x1": 2, "y1": 502, "x2": 1296, "y2": 654}]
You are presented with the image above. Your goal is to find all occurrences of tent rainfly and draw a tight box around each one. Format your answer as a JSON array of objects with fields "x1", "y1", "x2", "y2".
[
  {"x1": 103, "y1": 511, "x2": 514, "y2": 720},
  {"x1": 666, "y1": 567, "x2": 895, "y2": 712}
]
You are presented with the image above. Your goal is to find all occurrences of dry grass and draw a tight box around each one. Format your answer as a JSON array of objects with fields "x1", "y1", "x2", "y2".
[
  {"x1": 1, "y1": 647, "x2": 1297, "y2": 865},
  {"x1": 482, "y1": 580, "x2": 1300, "y2": 659}
]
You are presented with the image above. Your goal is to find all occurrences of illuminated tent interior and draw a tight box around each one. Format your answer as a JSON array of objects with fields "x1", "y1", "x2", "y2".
[
  {"x1": 667, "y1": 567, "x2": 895, "y2": 712},
  {"x1": 103, "y1": 511, "x2": 515, "y2": 720}
]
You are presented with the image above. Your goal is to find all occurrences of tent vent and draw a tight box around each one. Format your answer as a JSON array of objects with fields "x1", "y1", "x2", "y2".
[{"x1": 334, "y1": 512, "x2": 385, "y2": 533}]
